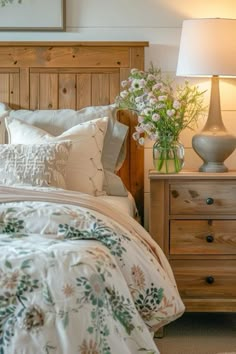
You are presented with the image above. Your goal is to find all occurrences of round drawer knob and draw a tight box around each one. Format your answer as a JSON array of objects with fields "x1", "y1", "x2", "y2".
[
  {"x1": 206, "y1": 235, "x2": 214, "y2": 243},
  {"x1": 206, "y1": 197, "x2": 214, "y2": 205},
  {"x1": 205, "y1": 276, "x2": 215, "y2": 284}
]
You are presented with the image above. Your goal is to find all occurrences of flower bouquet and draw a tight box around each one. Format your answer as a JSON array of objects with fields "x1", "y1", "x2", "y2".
[{"x1": 115, "y1": 66, "x2": 205, "y2": 173}]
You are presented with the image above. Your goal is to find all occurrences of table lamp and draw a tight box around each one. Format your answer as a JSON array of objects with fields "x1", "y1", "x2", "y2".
[{"x1": 176, "y1": 18, "x2": 236, "y2": 172}]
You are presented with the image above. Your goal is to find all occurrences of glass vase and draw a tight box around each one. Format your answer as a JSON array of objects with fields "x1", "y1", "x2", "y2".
[{"x1": 153, "y1": 137, "x2": 184, "y2": 173}]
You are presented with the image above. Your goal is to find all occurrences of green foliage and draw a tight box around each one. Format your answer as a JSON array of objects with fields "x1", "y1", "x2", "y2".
[{"x1": 58, "y1": 220, "x2": 129, "y2": 258}]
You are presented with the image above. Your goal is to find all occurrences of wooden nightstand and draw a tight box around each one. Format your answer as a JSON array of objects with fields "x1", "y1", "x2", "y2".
[{"x1": 149, "y1": 170, "x2": 236, "y2": 312}]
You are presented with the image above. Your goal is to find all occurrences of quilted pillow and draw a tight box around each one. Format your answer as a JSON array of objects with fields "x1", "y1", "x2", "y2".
[
  {"x1": 6, "y1": 116, "x2": 108, "y2": 196},
  {"x1": 0, "y1": 141, "x2": 71, "y2": 188}
]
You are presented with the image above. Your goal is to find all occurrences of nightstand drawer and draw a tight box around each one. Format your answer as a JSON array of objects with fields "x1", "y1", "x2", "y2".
[
  {"x1": 170, "y1": 181, "x2": 236, "y2": 215},
  {"x1": 171, "y1": 260, "x2": 236, "y2": 298},
  {"x1": 170, "y1": 220, "x2": 236, "y2": 255}
]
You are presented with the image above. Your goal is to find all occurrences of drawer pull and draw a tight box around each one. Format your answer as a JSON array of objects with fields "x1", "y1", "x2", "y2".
[
  {"x1": 205, "y1": 276, "x2": 215, "y2": 284},
  {"x1": 206, "y1": 235, "x2": 214, "y2": 243},
  {"x1": 206, "y1": 197, "x2": 214, "y2": 205}
]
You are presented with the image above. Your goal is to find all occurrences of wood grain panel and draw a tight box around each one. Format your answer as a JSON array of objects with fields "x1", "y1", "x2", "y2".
[
  {"x1": 109, "y1": 72, "x2": 120, "y2": 103},
  {"x1": 170, "y1": 181, "x2": 236, "y2": 215},
  {"x1": 19, "y1": 68, "x2": 29, "y2": 109},
  {"x1": 0, "y1": 73, "x2": 9, "y2": 103},
  {"x1": 0, "y1": 46, "x2": 130, "y2": 68},
  {"x1": 77, "y1": 73, "x2": 92, "y2": 109},
  {"x1": 9, "y1": 73, "x2": 20, "y2": 108},
  {"x1": 183, "y1": 299, "x2": 236, "y2": 312},
  {"x1": 30, "y1": 73, "x2": 39, "y2": 110},
  {"x1": 171, "y1": 259, "x2": 236, "y2": 299},
  {"x1": 149, "y1": 179, "x2": 167, "y2": 251},
  {"x1": 92, "y1": 73, "x2": 110, "y2": 106},
  {"x1": 59, "y1": 74, "x2": 76, "y2": 109},
  {"x1": 38, "y1": 73, "x2": 58, "y2": 109},
  {"x1": 170, "y1": 220, "x2": 236, "y2": 255},
  {"x1": 129, "y1": 47, "x2": 145, "y2": 70}
]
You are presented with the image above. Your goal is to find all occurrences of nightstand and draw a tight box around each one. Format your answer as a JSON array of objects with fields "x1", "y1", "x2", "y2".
[{"x1": 149, "y1": 170, "x2": 236, "y2": 312}]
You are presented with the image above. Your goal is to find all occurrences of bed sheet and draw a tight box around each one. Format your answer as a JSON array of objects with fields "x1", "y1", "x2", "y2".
[
  {"x1": 98, "y1": 191, "x2": 138, "y2": 218},
  {"x1": 0, "y1": 185, "x2": 185, "y2": 354}
]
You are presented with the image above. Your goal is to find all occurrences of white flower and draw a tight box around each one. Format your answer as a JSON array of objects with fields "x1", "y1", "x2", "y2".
[
  {"x1": 132, "y1": 132, "x2": 140, "y2": 141},
  {"x1": 121, "y1": 80, "x2": 128, "y2": 88},
  {"x1": 142, "y1": 108, "x2": 152, "y2": 116},
  {"x1": 147, "y1": 74, "x2": 156, "y2": 81},
  {"x1": 120, "y1": 90, "x2": 129, "y2": 98},
  {"x1": 167, "y1": 109, "x2": 176, "y2": 117},
  {"x1": 149, "y1": 132, "x2": 159, "y2": 141},
  {"x1": 158, "y1": 95, "x2": 167, "y2": 101},
  {"x1": 152, "y1": 113, "x2": 160, "y2": 122},
  {"x1": 152, "y1": 83, "x2": 163, "y2": 90},
  {"x1": 135, "y1": 125, "x2": 144, "y2": 133},
  {"x1": 135, "y1": 96, "x2": 143, "y2": 103},
  {"x1": 173, "y1": 100, "x2": 181, "y2": 109},
  {"x1": 136, "y1": 102, "x2": 145, "y2": 110},
  {"x1": 131, "y1": 79, "x2": 145, "y2": 91},
  {"x1": 149, "y1": 97, "x2": 158, "y2": 105},
  {"x1": 138, "y1": 137, "x2": 145, "y2": 145},
  {"x1": 131, "y1": 68, "x2": 139, "y2": 74},
  {"x1": 157, "y1": 103, "x2": 166, "y2": 109},
  {"x1": 139, "y1": 79, "x2": 146, "y2": 88},
  {"x1": 142, "y1": 122, "x2": 154, "y2": 134},
  {"x1": 138, "y1": 116, "x2": 144, "y2": 123}
]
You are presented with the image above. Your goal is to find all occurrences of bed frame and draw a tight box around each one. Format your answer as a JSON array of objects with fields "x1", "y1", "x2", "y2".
[{"x1": 0, "y1": 41, "x2": 148, "y2": 223}]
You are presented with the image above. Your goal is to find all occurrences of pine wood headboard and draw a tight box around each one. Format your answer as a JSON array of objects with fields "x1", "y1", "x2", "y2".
[{"x1": 0, "y1": 41, "x2": 148, "y2": 222}]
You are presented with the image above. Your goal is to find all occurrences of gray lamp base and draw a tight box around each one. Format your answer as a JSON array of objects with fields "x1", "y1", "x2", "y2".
[
  {"x1": 198, "y1": 161, "x2": 228, "y2": 173},
  {"x1": 192, "y1": 133, "x2": 236, "y2": 173},
  {"x1": 192, "y1": 76, "x2": 236, "y2": 173}
]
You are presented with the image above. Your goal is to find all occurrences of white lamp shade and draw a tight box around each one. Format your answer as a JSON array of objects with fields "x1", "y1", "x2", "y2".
[{"x1": 176, "y1": 18, "x2": 236, "y2": 77}]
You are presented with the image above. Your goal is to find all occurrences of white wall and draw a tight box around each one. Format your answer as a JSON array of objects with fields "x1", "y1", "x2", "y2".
[{"x1": 1, "y1": 0, "x2": 236, "y2": 228}]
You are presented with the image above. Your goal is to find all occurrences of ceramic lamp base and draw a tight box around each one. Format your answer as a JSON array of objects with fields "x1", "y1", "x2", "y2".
[{"x1": 192, "y1": 133, "x2": 236, "y2": 173}]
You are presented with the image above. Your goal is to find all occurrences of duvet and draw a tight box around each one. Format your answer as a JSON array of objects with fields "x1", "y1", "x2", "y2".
[{"x1": 0, "y1": 186, "x2": 185, "y2": 354}]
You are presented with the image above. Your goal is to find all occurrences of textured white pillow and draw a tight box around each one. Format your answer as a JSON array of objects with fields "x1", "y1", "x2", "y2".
[
  {"x1": 6, "y1": 116, "x2": 108, "y2": 196},
  {"x1": 0, "y1": 141, "x2": 71, "y2": 188}
]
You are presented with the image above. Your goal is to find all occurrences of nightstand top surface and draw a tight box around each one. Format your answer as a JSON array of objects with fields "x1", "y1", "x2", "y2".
[{"x1": 149, "y1": 169, "x2": 236, "y2": 180}]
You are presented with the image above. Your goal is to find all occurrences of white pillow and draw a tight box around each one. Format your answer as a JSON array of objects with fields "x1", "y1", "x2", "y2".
[
  {"x1": 6, "y1": 116, "x2": 108, "y2": 196},
  {"x1": 1, "y1": 105, "x2": 129, "y2": 196},
  {"x1": 0, "y1": 141, "x2": 71, "y2": 188}
]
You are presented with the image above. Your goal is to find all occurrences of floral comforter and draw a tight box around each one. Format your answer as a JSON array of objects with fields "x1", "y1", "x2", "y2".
[{"x1": 0, "y1": 186, "x2": 185, "y2": 354}]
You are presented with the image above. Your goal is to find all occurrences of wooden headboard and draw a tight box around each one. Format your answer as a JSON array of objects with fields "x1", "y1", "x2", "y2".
[{"x1": 0, "y1": 41, "x2": 148, "y2": 223}]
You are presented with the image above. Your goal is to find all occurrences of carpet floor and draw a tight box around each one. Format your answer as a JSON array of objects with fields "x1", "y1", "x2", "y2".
[{"x1": 155, "y1": 312, "x2": 236, "y2": 354}]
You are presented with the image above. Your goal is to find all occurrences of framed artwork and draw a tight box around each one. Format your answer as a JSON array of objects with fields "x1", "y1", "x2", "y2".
[{"x1": 0, "y1": 0, "x2": 65, "y2": 31}]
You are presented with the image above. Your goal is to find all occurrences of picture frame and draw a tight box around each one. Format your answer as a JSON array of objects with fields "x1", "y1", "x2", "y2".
[{"x1": 0, "y1": 0, "x2": 66, "y2": 31}]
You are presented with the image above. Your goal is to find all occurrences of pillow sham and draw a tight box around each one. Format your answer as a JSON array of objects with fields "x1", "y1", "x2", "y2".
[
  {"x1": 4, "y1": 104, "x2": 128, "y2": 173},
  {"x1": 2, "y1": 104, "x2": 129, "y2": 196},
  {"x1": 6, "y1": 116, "x2": 108, "y2": 196},
  {"x1": 103, "y1": 170, "x2": 128, "y2": 196},
  {"x1": 0, "y1": 141, "x2": 71, "y2": 188}
]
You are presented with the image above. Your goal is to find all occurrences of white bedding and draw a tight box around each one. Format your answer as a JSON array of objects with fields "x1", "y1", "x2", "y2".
[
  {"x1": 98, "y1": 192, "x2": 138, "y2": 218},
  {"x1": 0, "y1": 185, "x2": 185, "y2": 354}
]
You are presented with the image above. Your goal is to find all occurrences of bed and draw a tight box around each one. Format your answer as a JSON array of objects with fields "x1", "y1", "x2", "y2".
[{"x1": 0, "y1": 41, "x2": 184, "y2": 354}]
